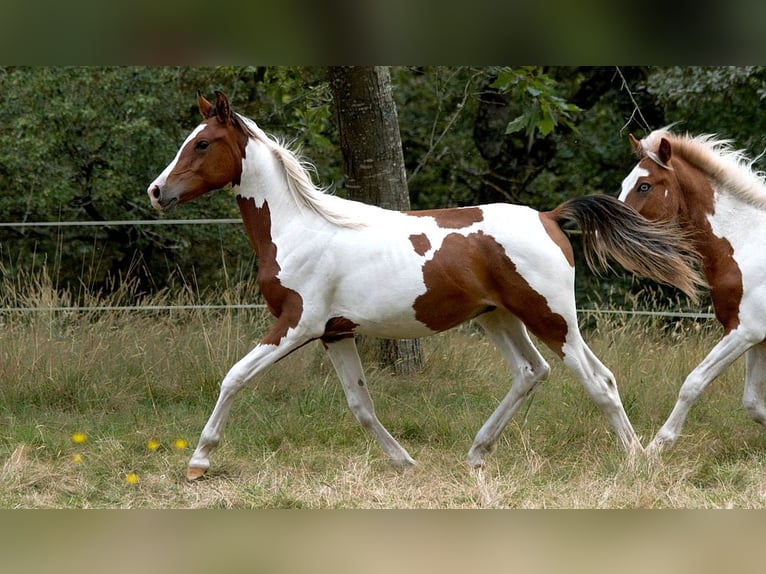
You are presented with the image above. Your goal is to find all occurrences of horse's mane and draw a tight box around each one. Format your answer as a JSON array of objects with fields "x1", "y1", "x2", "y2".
[
  {"x1": 236, "y1": 114, "x2": 364, "y2": 228},
  {"x1": 640, "y1": 127, "x2": 766, "y2": 208}
]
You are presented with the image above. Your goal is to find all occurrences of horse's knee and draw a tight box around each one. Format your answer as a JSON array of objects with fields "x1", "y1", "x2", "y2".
[
  {"x1": 353, "y1": 409, "x2": 378, "y2": 430},
  {"x1": 345, "y1": 398, "x2": 377, "y2": 429},
  {"x1": 677, "y1": 376, "x2": 705, "y2": 405}
]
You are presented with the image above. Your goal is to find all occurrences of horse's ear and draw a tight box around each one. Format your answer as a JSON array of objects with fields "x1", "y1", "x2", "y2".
[
  {"x1": 628, "y1": 133, "x2": 642, "y2": 156},
  {"x1": 198, "y1": 91, "x2": 214, "y2": 119},
  {"x1": 214, "y1": 91, "x2": 232, "y2": 124},
  {"x1": 658, "y1": 137, "x2": 672, "y2": 165}
]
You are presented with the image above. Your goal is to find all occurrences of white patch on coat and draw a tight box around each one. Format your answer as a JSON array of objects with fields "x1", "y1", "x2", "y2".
[
  {"x1": 708, "y1": 188, "x2": 766, "y2": 335},
  {"x1": 618, "y1": 165, "x2": 649, "y2": 202},
  {"x1": 147, "y1": 124, "x2": 207, "y2": 191}
]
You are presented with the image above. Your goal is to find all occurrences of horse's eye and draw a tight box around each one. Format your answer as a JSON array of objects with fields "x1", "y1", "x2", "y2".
[
  {"x1": 637, "y1": 182, "x2": 651, "y2": 193},
  {"x1": 195, "y1": 140, "x2": 210, "y2": 151}
]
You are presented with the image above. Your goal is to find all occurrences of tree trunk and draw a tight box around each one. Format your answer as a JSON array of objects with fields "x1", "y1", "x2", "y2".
[{"x1": 328, "y1": 65, "x2": 424, "y2": 375}]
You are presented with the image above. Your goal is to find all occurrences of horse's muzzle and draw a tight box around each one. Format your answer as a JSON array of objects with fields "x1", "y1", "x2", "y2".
[{"x1": 148, "y1": 184, "x2": 178, "y2": 212}]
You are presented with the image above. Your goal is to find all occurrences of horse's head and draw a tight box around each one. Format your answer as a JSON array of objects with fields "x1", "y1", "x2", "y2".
[
  {"x1": 618, "y1": 132, "x2": 683, "y2": 222},
  {"x1": 148, "y1": 91, "x2": 249, "y2": 212}
]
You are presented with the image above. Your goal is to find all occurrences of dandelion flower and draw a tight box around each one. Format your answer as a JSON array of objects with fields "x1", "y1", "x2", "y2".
[
  {"x1": 146, "y1": 439, "x2": 161, "y2": 451},
  {"x1": 125, "y1": 473, "x2": 140, "y2": 485},
  {"x1": 71, "y1": 432, "x2": 87, "y2": 444},
  {"x1": 72, "y1": 453, "x2": 83, "y2": 464},
  {"x1": 173, "y1": 438, "x2": 188, "y2": 450}
]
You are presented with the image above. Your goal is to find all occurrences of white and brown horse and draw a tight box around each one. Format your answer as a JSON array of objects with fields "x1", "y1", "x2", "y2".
[
  {"x1": 148, "y1": 92, "x2": 700, "y2": 480},
  {"x1": 620, "y1": 128, "x2": 766, "y2": 452}
]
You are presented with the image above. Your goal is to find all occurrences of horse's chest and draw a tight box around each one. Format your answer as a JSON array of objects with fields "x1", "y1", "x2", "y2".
[{"x1": 703, "y1": 206, "x2": 763, "y2": 330}]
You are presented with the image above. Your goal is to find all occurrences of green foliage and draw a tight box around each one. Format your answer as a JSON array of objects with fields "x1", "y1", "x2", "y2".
[
  {"x1": 0, "y1": 67, "x2": 338, "y2": 295},
  {"x1": 646, "y1": 67, "x2": 766, "y2": 166},
  {"x1": 1, "y1": 66, "x2": 764, "y2": 310},
  {"x1": 391, "y1": 67, "x2": 489, "y2": 209},
  {"x1": 491, "y1": 66, "x2": 581, "y2": 137}
]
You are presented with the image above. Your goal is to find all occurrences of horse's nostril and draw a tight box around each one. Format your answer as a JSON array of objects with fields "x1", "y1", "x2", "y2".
[{"x1": 151, "y1": 186, "x2": 161, "y2": 199}]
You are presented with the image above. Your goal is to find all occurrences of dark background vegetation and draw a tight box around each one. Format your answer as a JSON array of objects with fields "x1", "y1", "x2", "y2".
[{"x1": 2, "y1": 66, "x2": 765, "y2": 308}]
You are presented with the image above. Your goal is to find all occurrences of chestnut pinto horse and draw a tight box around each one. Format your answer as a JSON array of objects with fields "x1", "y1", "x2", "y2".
[
  {"x1": 148, "y1": 92, "x2": 699, "y2": 480},
  {"x1": 620, "y1": 128, "x2": 766, "y2": 452}
]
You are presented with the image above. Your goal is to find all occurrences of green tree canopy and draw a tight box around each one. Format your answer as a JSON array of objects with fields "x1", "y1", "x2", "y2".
[{"x1": 2, "y1": 66, "x2": 764, "y2": 308}]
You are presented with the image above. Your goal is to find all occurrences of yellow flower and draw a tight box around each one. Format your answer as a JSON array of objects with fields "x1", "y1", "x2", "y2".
[
  {"x1": 72, "y1": 453, "x2": 83, "y2": 463},
  {"x1": 146, "y1": 439, "x2": 161, "y2": 451},
  {"x1": 173, "y1": 438, "x2": 188, "y2": 450},
  {"x1": 71, "y1": 432, "x2": 87, "y2": 444},
  {"x1": 125, "y1": 473, "x2": 140, "y2": 485}
]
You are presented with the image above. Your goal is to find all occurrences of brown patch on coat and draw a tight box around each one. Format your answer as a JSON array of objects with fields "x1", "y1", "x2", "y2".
[
  {"x1": 624, "y1": 155, "x2": 743, "y2": 332},
  {"x1": 407, "y1": 206, "x2": 484, "y2": 229},
  {"x1": 538, "y1": 212, "x2": 575, "y2": 266},
  {"x1": 237, "y1": 196, "x2": 304, "y2": 344},
  {"x1": 409, "y1": 233, "x2": 431, "y2": 256},
  {"x1": 680, "y1": 172, "x2": 743, "y2": 333},
  {"x1": 321, "y1": 316, "x2": 359, "y2": 343},
  {"x1": 412, "y1": 231, "x2": 568, "y2": 357}
]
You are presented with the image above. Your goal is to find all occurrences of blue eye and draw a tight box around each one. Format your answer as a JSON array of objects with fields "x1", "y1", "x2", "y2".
[{"x1": 637, "y1": 182, "x2": 651, "y2": 193}]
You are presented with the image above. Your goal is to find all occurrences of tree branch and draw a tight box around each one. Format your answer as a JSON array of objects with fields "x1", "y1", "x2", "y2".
[
  {"x1": 407, "y1": 68, "x2": 482, "y2": 184},
  {"x1": 615, "y1": 66, "x2": 652, "y2": 135}
]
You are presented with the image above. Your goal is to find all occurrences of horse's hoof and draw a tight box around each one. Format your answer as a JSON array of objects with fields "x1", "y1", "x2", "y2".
[
  {"x1": 466, "y1": 447, "x2": 488, "y2": 468},
  {"x1": 186, "y1": 466, "x2": 208, "y2": 482}
]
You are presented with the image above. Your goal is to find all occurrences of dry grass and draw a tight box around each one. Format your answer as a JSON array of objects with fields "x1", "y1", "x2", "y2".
[{"x1": 2, "y1": 270, "x2": 766, "y2": 508}]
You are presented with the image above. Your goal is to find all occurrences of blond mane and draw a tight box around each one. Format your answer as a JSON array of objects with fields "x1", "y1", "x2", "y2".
[
  {"x1": 640, "y1": 128, "x2": 766, "y2": 208},
  {"x1": 236, "y1": 114, "x2": 364, "y2": 228}
]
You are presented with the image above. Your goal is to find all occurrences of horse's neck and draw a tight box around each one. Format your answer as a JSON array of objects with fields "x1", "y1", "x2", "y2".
[
  {"x1": 692, "y1": 183, "x2": 760, "y2": 234},
  {"x1": 235, "y1": 154, "x2": 297, "y2": 250}
]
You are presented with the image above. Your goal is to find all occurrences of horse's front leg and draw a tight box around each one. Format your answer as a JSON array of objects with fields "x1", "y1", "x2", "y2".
[
  {"x1": 648, "y1": 330, "x2": 753, "y2": 453},
  {"x1": 742, "y1": 341, "x2": 766, "y2": 426},
  {"x1": 186, "y1": 322, "x2": 312, "y2": 481}
]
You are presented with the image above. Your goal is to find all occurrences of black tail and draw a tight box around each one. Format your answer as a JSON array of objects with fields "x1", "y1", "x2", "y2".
[{"x1": 549, "y1": 195, "x2": 703, "y2": 303}]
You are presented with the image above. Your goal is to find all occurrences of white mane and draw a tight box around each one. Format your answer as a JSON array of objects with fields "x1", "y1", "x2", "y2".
[
  {"x1": 641, "y1": 127, "x2": 766, "y2": 208},
  {"x1": 235, "y1": 114, "x2": 364, "y2": 228}
]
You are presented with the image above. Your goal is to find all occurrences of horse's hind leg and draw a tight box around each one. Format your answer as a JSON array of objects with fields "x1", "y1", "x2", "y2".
[
  {"x1": 324, "y1": 337, "x2": 416, "y2": 467},
  {"x1": 467, "y1": 311, "x2": 551, "y2": 467},
  {"x1": 560, "y1": 331, "x2": 643, "y2": 454}
]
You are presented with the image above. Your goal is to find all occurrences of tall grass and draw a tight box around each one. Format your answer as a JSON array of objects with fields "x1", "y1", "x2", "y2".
[{"x1": 2, "y1": 268, "x2": 765, "y2": 508}]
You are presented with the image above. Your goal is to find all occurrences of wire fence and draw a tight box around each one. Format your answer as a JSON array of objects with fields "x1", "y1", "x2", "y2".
[
  {"x1": 0, "y1": 218, "x2": 241, "y2": 228},
  {"x1": 0, "y1": 304, "x2": 267, "y2": 313},
  {"x1": 0, "y1": 218, "x2": 715, "y2": 320},
  {"x1": 0, "y1": 304, "x2": 714, "y2": 319},
  {"x1": 577, "y1": 308, "x2": 715, "y2": 320},
  {"x1": 1, "y1": 217, "x2": 250, "y2": 313}
]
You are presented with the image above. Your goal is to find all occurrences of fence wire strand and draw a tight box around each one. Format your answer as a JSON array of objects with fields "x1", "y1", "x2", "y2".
[
  {"x1": 0, "y1": 218, "x2": 241, "y2": 228},
  {"x1": 0, "y1": 304, "x2": 714, "y2": 319},
  {"x1": 1, "y1": 218, "x2": 714, "y2": 319}
]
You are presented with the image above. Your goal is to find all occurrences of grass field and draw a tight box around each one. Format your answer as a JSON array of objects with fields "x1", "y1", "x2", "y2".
[{"x1": 2, "y1": 273, "x2": 766, "y2": 508}]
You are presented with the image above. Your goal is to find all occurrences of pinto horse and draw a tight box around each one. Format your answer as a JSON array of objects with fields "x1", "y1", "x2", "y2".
[
  {"x1": 620, "y1": 128, "x2": 766, "y2": 452},
  {"x1": 148, "y1": 92, "x2": 700, "y2": 480}
]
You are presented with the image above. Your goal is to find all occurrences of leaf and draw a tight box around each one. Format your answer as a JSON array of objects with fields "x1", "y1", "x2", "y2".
[
  {"x1": 490, "y1": 69, "x2": 523, "y2": 92},
  {"x1": 537, "y1": 113, "x2": 555, "y2": 136},
  {"x1": 504, "y1": 114, "x2": 529, "y2": 134}
]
